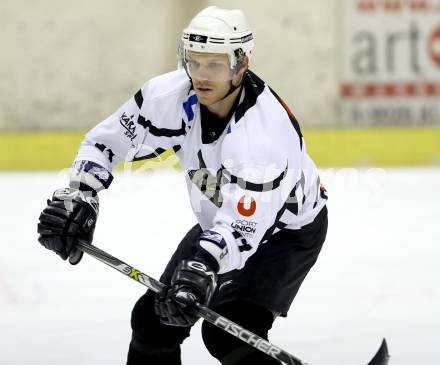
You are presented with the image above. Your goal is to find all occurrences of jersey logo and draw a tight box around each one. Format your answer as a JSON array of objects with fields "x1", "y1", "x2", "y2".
[
  {"x1": 237, "y1": 196, "x2": 257, "y2": 217},
  {"x1": 188, "y1": 151, "x2": 227, "y2": 208},
  {"x1": 119, "y1": 112, "x2": 138, "y2": 141}
]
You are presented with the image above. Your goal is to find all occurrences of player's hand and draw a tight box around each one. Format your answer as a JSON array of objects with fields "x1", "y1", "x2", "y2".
[
  {"x1": 37, "y1": 188, "x2": 99, "y2": 265},
  {"x1": 154, "y1": 259, "x2": 217, "y2": 326}
]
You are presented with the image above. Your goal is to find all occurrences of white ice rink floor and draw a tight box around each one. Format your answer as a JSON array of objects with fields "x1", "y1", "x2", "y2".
[{"x1": 1, "y1": 168, "x2": 439, "y2": 365}]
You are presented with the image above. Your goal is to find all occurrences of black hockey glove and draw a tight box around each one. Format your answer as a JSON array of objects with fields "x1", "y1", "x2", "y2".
[
  {"x1": 37, "y1": 188, "x2": 99, "y2": 265},
  {"x1": 155, "y1": 258, "x2": 217, "y2": 327}
]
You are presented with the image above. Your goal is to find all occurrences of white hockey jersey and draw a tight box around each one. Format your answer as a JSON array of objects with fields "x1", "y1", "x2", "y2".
[{"x1": 71, "y1": 69, "x2": 327, "y2": 274}]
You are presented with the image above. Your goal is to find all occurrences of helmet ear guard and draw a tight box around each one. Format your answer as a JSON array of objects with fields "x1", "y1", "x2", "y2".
[{"x1": 232, "y1": 48, "x2": 246, "y2": 74}]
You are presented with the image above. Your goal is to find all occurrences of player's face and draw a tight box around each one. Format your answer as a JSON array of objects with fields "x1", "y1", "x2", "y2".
[{"x1": 186, "y1": 52, "x2": 234, "y2": 105}]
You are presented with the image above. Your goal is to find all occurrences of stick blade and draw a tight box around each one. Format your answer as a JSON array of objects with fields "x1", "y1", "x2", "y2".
[{"x1": 367, "y1": 338, "x2": 390, "y2": 365}]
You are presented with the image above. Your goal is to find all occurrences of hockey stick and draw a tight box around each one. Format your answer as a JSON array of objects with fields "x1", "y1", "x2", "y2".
[{"x1": 75, "y1": 240, "x2": 389, "y2": 365}]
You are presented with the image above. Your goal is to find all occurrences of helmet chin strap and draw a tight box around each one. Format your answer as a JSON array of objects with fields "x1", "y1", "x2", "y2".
[{"x1": 220, "y1": 80, "x2": 241, "y2": 101}]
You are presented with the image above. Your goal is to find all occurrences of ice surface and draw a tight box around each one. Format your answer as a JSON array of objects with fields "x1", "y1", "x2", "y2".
[{"x1": 1, "y1": 168, "x2": 439, "y2": 364}]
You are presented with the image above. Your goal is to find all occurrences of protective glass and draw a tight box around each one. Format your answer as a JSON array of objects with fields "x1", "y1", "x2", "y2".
[{"x1": 180, "y1": 49, "x2": 236, "y2": 82}]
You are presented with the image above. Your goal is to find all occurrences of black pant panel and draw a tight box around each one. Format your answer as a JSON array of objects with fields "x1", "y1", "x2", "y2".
[{"x1": 126, "y1": 290, "x2": 191, "y2": 365}]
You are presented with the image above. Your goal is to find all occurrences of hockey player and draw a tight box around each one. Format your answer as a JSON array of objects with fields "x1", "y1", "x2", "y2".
[{"x1": 37, "y1": 6, "x2": 328, "y2": 365}]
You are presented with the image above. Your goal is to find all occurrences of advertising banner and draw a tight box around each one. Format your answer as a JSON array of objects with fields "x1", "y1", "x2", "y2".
[{"x1": 340, "y1": 0, "x2": 440, "y2": 125}]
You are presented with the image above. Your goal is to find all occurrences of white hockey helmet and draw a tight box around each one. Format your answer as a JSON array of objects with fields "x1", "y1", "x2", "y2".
[{"x1": 180, "y1": 6, "x2": 254, "y2": 72}]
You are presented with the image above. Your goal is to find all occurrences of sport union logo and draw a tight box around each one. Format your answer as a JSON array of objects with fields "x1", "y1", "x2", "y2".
[{"x1": 237, "y1": 196, "x2": 256, "y2": 217}]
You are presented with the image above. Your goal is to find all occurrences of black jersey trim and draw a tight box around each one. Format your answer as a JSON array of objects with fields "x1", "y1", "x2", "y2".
[
  {"x1": 196, "y1": 150, "x2": 206, "y2": 168},
  {"x1": 232, "y1": 231, "x2": 252, "y2": 252},
  {"x1": 234, "y1": 70, "x2": 266, "y2": 124},
  {"x1": 221, "y1": 163, "x2": 288, "y2": 193},
  {"x1": 134, "y1": 90, "x2": 144, "y2": 109},
  {"x1": 132, "y1": 145, "x2": 181, "y2": 161},
  {"x1": 94, "y1": 143, "x2": 115, "y2": 163},
  {"x1": 259, "y1": 180, "x2": 300, "y2": 244},
  {"x1": 172, "y1": 145, "x2": 182, "y2": 154},
  {"x1": 188, "y1": 150, "x2": 288, "y2": 210},
  {"x1": 137, "y1": 116, "x2": 186, "y2": 138}
]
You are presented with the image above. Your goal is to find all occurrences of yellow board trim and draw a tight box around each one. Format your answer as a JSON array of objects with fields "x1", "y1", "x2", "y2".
[{"x1": 1, "y1": 127, "x2": 439, "y2": 170}]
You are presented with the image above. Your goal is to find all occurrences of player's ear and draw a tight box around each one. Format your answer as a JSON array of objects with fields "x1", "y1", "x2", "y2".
[{"x1": 238, "y1": 55, "x2": 249, "y2": 76}]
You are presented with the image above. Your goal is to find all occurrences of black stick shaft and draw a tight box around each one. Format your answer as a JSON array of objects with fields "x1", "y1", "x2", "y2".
[{"x1": 76, "y1": 240, "x2": 306, "y2": 365}]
